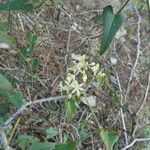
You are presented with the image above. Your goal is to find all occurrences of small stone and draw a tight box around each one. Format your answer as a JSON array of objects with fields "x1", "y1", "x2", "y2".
[
  {"x1": 0, "y1": 43, "x2": 10, "y2": 49},
  {"x1": 110, "y1": 75, "x2": 118, "y2": 85},
  {"x1": 110, "y1": 57, "x2": 117, "y2": 65}
]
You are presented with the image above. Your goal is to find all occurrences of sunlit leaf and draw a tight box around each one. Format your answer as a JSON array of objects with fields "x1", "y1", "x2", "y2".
[
  {"x1": 99, "y1": 5, "x2": 124, "y2": 55},
  {"x1": 100, "y1": 128, "x2": 119, "y2": 150}
]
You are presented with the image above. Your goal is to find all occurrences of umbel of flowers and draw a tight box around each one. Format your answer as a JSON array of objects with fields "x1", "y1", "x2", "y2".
[{"x1": 59, "y1": 54, "x2": 107, "y2": 101}]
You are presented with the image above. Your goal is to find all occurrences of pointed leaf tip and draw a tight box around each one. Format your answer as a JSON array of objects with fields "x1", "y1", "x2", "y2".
[{"x1": 99, "y1": 5, "x2": 124, "y2": 55}]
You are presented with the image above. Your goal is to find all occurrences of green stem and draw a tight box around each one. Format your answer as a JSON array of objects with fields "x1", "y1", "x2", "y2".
[
  {"x1": 84, "y1": 73, "x2": 103, "y2": 130},
  {"x1": 88, "y1": 104, "x2": 103, "y2": 130},
  {"x1": 117, "y1": 0, "x2": 130, "y2": 14},
  {"x1": 147, "y1": 0, "x2": 150, "y2": 24},
  {"x1": 8, "y1": 118, "x2": 20, "y2": 144}
]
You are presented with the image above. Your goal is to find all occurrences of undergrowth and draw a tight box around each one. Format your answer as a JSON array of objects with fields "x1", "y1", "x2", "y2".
[{"x1": 0, "y1": 0, "x2": 150, "y2": 150}]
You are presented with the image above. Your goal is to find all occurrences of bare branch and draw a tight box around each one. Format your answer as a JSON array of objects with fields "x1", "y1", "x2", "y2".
[
  {"x1": 0, "y1": 128, "x2": 14, "y2": 150},
  {"x1": 125, "y1": 6, "x2": 142, "y2": 102},
  {"x1": 121, "y1": 138, "x2": 150, "y2": 150},
  {"x1": 136, "y1": 70, "x2": 150, "y2": 115},
  {"x1": 2, "y1": 95, "x2": 66, "y2": 128}
]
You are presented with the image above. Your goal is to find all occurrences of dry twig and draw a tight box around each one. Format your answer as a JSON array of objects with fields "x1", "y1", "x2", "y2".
[
  {"x1": 2, "y1": 95, "x2": 66, "y2": 128},
  {"x1": 125, "y1": 6, "x2": 142, "y2": 102},
  {"x1": 121, "y1": 138, "x2": 150, "y2": 150}
]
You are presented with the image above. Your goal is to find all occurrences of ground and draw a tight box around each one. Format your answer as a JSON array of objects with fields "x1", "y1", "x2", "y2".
[{"x1": 0, "y1": 0, "x2": 150, "y2": 150}]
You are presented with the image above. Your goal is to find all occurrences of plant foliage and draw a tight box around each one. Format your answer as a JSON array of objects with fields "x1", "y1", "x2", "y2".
[
  {"x1": 99, "y1": 5, "x2": 124, "y2": 55},
  {"x1": 100, "y1": 128, "x2": 119, "y2": 150},
  {"x1": 0, "y1": 0, "x2": 33, "y2": 11}
]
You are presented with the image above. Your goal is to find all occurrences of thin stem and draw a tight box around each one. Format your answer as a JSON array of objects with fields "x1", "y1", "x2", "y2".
[
  {"x1": 147, "y1": 0, "x2": 150, "y2": 24},
  {"x1": 84, "y1": 74, "x2": 103, "y2": 130},
  {"x1": 121, "y1": 138, "x2": 150, "y2": 150},
  {"x1": 3, "y1": 95, "x2": 66, "y2": 128},
  {"x1": 117, "y1": 0, "x2": 130, "y2": 14},
  {"x1": 8, "y1": 118, "x2": 20, "y2": 144}
]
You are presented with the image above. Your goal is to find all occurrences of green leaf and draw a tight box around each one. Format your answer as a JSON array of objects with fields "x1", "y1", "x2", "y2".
[
  {"x1": 0, "y1": 73, "x2": 23, "y2": 108},
  {"x1": 0, "y1": 0, "x2": 33, "y2": 11},
  {"x1": 92, "y1": 14, "x2": 103, "y2": 21},
  {"x1": 0, "y1": 31, "x2": 16, "y2": 47},
  {"x1": 55, "y1": 141, "x2": 76, "y2": 150},
  {"x1": 27, "y1": 33, "x2": 38, "y2": 52},
  {"x1": 46, "y1": 128, "x2": 59, "y2": 139},
  {"x1": 100, "y1": 128, "x2": 119, "y2": 150},
  {"x1": 0, "y1": 104, "x2": 10, "y2": 126},
  {"x1": 17, "y1": 134, "x2": 33, "y2": 150},
  {"x1": 0, "y1": 22, "x2": 9, "y2": 32},
  {"x1": 19, "y1": 46, "x2": 29, "y2": 65},
  {"x1": 19, "y1": 34, "x2": 38, "y2": 65},
  {"x1": 65, "y1": 99, "x2": 77, "y2": 122},
  {"x1": 0, "y1": 73, "x2": 12, "y2": 92},
  {"x1": 9, "y1": 91, "x2": 23, "y2": 108},
  {"x1": 29, "y1": 58, "x2": 39, "y2": 71},
  {"x1": 29, "y1": 142, "x2": 56, "y2": 150},
  {"x1": 0, "y1": 104, "x2": 10, "y2": 115},
  {"x1": 99, "y1": 5, "x2": 124, "y2": 55},
  {"x1": 17, "y1": 134, "x2": 39, "y2": 150},
  {"x1": 0, "y1": 90, "x2": 23, "y2": 108}
]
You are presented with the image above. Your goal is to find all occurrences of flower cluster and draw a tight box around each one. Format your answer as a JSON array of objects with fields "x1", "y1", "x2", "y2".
[{"x1": 59, "y1": 54, "x2": 106, "y2": 99}]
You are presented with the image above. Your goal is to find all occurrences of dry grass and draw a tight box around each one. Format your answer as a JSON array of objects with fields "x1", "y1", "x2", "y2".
[{"x1": 0, "y1": 0, "x2": 150, "y2": 149}]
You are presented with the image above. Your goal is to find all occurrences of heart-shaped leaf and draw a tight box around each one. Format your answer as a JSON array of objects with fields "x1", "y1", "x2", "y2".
[
  {"x1": 99, "y1": 5, "x2": 124, "y2": 55},
  {"x1": 100, "y1": 128, "x2": 119, "y2": 150},
  {"x1": 0, "y1": 0, "x2": 33, "y2": 11}
]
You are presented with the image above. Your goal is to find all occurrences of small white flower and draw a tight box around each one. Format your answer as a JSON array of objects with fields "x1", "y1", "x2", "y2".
[
  {"x1": 66, "y1": 73, "x2": 76, "y2": 83},
  {"x1": 96, "y1": 72, "x2": 107, "y2": 87},
  {"x1": 90, "y1": 63, "x2": 99, "y2": 76},
  {"x1": 82, "y1": 70, "x2": 87, "y2": 82},
  {"x1": 59, "y1": 82, "x2": 68, "y2": 92},
  {"x1": 71, "y1": 54, "x2": 89, "y2": 74},
  {"x1": 70, "y1": 80, "x2": 84, "y2": 97}
]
